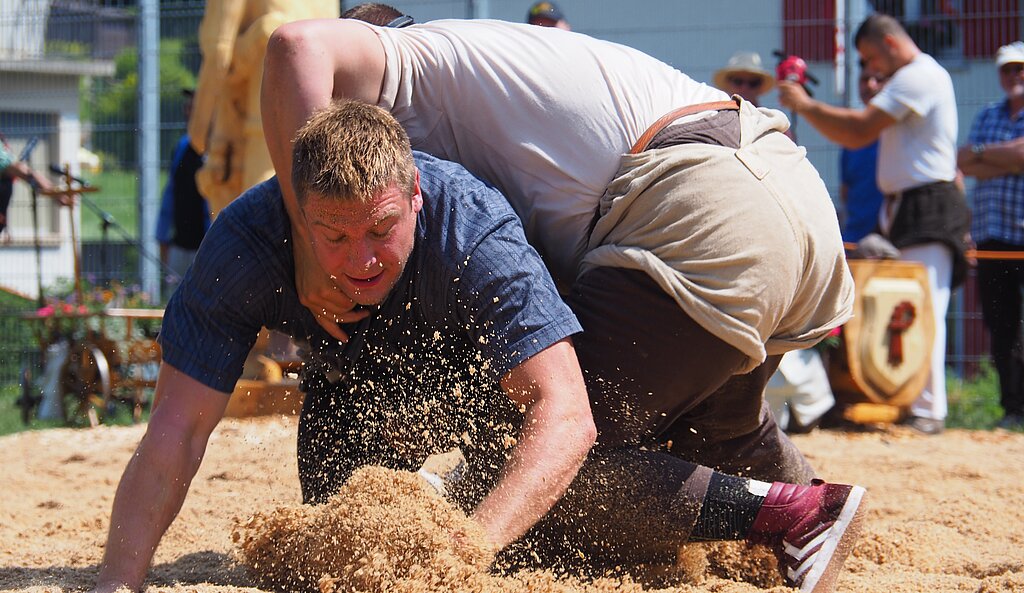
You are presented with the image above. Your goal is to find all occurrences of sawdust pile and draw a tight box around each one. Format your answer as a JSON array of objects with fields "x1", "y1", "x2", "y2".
[{"x1": 233, "y1": 466, "x2": 493, "y2": 593}]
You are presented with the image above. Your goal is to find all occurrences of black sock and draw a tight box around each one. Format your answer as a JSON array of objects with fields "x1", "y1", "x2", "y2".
[{"x1": 689, "y1": 473, "x2": 766, "y2": 540}]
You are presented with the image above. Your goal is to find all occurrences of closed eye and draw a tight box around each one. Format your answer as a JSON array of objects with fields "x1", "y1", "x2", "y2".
[{"x1": 370, "y1": 221, "x2": 397, "y2": 240}]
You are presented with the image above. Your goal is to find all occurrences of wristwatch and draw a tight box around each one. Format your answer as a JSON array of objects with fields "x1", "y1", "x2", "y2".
[{"x1": 971, "y1": 144, "x2": 986, "y2": 160}]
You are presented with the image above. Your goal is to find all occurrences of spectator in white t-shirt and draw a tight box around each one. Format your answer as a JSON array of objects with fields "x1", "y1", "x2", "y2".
[{"x1": 779, "y1": 12, "x2": 970, "y2": 435}]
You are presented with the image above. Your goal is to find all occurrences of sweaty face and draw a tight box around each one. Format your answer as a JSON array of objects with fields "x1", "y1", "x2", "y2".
[{"x1": 303, "y1": 179, "x2": 422, "y2": 307}]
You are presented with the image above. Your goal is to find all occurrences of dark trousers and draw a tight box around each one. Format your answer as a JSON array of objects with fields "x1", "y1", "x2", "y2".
[
  {"x1": 977, "y1": 241, "x2": 1024, "y2": 417},
  {"x1": 567, "y1": 266, "x2": 815, "y2": 483}
]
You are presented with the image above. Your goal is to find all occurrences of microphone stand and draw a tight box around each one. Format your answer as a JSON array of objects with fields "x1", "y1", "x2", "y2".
[
  {"x1": 30, "y1": 185, "x2": 44, "y2": 308},
  {"x1": 50, "y1": 165, "x2": 180, "y2": 288}
]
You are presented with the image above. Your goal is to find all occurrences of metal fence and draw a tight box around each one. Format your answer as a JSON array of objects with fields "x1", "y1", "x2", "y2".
[
  {"x1": 1, "y1": 0, "x2": 1021, "y2": 390},
  {"x1": 1, "y1": 0, "x2": 202, "y2": 387}
]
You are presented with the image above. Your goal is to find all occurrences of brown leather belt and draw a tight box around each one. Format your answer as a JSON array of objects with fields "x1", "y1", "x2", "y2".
[{"x1": 629, "y1": 99, "x2": 740, "y2": 154}]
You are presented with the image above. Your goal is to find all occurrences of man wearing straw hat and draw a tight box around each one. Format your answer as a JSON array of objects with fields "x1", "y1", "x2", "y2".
[{"x1": 714, "y1": 51, "x2": 775, "y2": 107}]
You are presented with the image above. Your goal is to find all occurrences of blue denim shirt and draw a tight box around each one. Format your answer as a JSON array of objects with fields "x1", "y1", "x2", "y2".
[{"x1": 159, "y1": 152, "x2": 580, "y2": 393}]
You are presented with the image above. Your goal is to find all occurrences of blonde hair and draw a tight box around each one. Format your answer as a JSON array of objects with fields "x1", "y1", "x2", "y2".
[{"x1": 291, "y1": 100, "x2": 415, "y2": 204}]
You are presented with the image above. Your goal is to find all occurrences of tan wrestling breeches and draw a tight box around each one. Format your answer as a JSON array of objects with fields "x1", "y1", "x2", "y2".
[{"x1": 581, "y1": 99, "x2": 855, "y2": 373}]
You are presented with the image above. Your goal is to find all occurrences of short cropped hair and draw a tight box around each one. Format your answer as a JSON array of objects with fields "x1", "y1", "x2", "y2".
[
  {"x1": 340, "y1": 3, "x2": 404, "y2": 26},
  {"x1": 854, "y1": 13, "x2": 909, "y2": 47},
  {"x1": 291, "y1": 100, "x2": 416, "y2": 204}
]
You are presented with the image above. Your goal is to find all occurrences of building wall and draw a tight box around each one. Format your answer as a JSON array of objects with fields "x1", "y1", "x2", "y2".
[{"x1": 0, "y1": 70, "x2": 84, "y2": 298}]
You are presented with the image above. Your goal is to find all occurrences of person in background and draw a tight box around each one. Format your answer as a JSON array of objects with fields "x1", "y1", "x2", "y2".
[
  {"x1": 0, "y1": 134, "x2": 70, "y2": 238},
  {"x1": 957, "y1": 41, "x2": 1024, "y2": 431},
  {"x1": 156, "y1": 88, "x2": 210, "y2": 295},
  {"x1": 713, "y1": 51, "x2": 775, "y2": 107},
  {"x1": 840, "y1": 69, "x2": 888, "y2": 243},
  {"x1": 779, "y1": 13, "x2": 970, "y2": 435},
  {"x1": 526, "y1": 1, "x2": 570, "y2": 30}
]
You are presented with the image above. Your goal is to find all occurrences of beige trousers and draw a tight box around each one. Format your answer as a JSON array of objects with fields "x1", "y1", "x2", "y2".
[{"x1": 581, "y1": 100, "x2": 855, "y2": 373}]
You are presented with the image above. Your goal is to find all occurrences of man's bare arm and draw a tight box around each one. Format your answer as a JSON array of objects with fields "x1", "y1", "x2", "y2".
[
  {"x1": 777, "y1": 80, "x2": 896, "y2": 148},
  {"x1": 261, "y1": 19, "x2": 385, "y2": 340},
  {"x1": 92, "y1": 364, "x2": 230, "y2": 593},
  {"x1": 472, "y1": 338, "x2": 597, "y2": 551},
  {"x1": 958, "y1": 137, "x2": 1024, "y2": 179}
]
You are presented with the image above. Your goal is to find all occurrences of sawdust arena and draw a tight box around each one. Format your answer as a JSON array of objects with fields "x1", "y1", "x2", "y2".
[{"x1": 2, "y1": 415, "x2": 1022, "y2": 593}]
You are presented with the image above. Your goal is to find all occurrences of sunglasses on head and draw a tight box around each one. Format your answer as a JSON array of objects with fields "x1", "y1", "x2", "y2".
[{"x1": 728, "y1": 76, "x2": 764, "y2": 89}]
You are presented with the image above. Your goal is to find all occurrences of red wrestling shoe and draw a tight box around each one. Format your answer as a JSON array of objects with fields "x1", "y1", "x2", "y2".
[{"x1": 748, "y1": 479, "x2": 867, "y2": 593}]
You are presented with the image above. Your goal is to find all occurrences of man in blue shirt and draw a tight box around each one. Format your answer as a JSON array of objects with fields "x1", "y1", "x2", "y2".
[
  {"x1": 840, "y1": 70, "x2": 887, "y2": 243},
  {"x1": 958, "y1": 41, "x2": 1024, "y2": 430},
  {"x1": 94, "y1": 101, "x2": 865, "y2": 593},
  {"x1": 155, "y1": 89, "x2": 210, "y2": 294}
]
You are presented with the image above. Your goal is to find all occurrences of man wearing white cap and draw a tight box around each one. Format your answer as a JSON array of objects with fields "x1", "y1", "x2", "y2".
[
  {"x1": 957, "y1": 41, "x2": 1024, "y2": 431},
  {"x1": 779, "y1": 13, "x2": 970, "y2": 435},
  {"x1": 714, "y1": 51, "x2": 775, "y2": 107}
]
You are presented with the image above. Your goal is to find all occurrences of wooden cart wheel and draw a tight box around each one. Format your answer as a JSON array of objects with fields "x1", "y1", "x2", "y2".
[{"x1": 61, "y1": 341, "x2": 112, "y2": 427}]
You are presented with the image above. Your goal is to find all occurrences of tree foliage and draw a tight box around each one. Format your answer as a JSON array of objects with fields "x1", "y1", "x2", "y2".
[{"x1": 88, "y1": 38, "x2": 196, "y2": 168}]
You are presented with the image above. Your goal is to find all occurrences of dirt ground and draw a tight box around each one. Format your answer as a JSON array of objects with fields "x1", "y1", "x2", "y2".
[{"x1": 2, "y1": 416, "x2": 1023, "y2": 593}]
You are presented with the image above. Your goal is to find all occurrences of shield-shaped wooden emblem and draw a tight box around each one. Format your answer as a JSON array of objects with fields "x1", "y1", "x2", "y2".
[{"x1": 830, "y1": 260, "x2": 934, "y2": 408}]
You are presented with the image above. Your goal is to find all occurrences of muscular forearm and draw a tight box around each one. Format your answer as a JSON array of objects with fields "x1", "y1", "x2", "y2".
[
  {"x1": 474, "y1": 342, "x2": 596, "y2": 550},
  {"x1": 96, "y1": 426, "x2": 208, "y2": 591},
  {"x1": 960, "y1": 161, "x2": 1011, "y2": 180},
  {"x1": 95, "y1": 365, "x2": 228, "y2": 593},
  {"x1": 472, "y1": 402, "x2": 594, "y2": 550},
  {"x1": 259, "y1": 20, "x2": 386, "y2": 337},
  {"x1": 795, "y1": 101, "x2": 880, "y2": 149}
]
